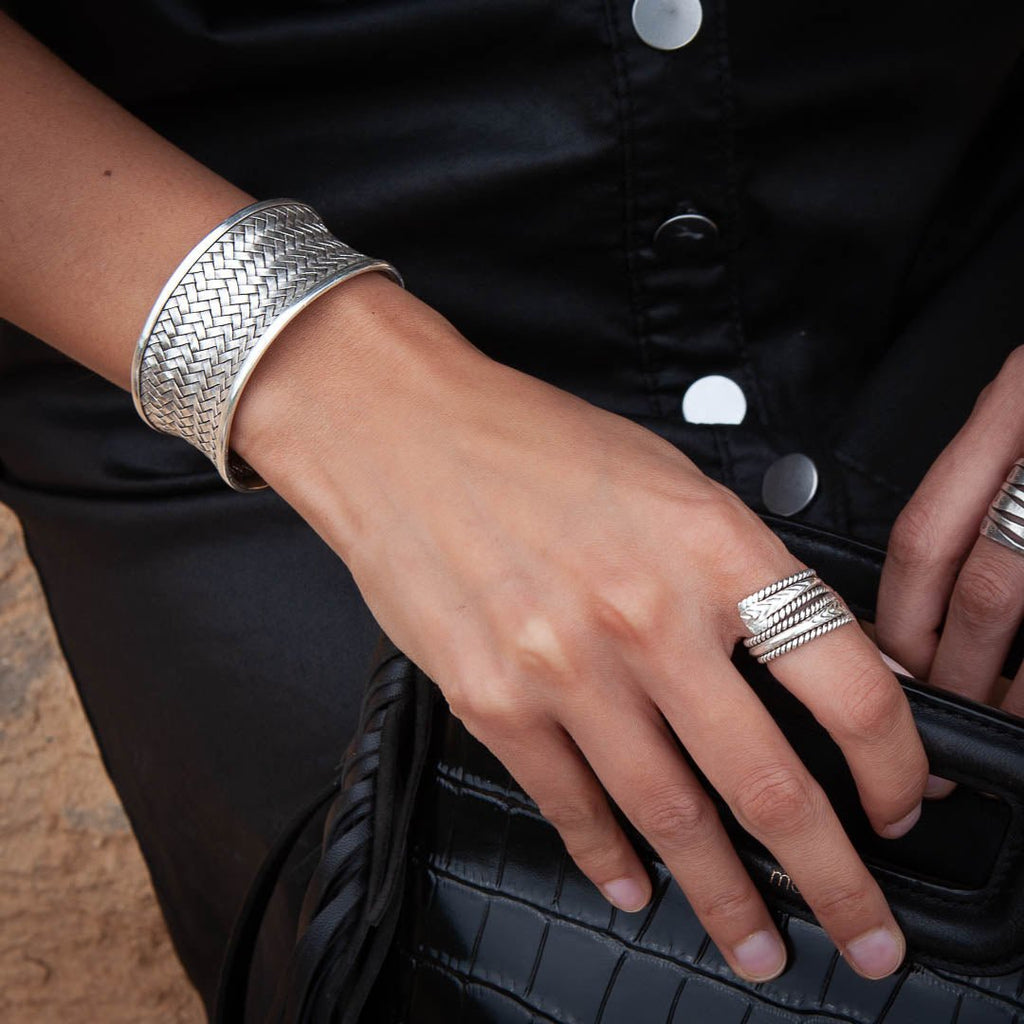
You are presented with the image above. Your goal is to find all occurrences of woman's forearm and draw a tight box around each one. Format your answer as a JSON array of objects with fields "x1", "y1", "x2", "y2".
[
  {"x1": 0, "y1": 11, "x2": 258, "y2": 389},
  {"x1": 0, "y1": 11, "x2": 481, "y2": 515}
]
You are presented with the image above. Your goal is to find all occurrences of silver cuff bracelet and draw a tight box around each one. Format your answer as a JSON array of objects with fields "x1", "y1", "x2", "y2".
[{"x1": 130, "y1": 197, "x2": 404, "y2": 492}]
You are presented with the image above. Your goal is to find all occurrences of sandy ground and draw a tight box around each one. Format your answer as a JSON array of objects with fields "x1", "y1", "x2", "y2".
[{"x1": 0, "y1": 503, "x2": 205, "y2": 1022}]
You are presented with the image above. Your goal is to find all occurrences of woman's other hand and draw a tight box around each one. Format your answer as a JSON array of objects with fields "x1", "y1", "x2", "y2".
[
  {"x1": 877, "y1": 345, "x2": 1024, "y2": 720},
  {"x1": 233, "y1": 271, "x2": 928, "y2": 984}
]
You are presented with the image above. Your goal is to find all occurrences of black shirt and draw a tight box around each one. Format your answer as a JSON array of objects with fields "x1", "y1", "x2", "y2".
[{"x1": 3, "y1": 0, "x2": 1023, "y2": 546}]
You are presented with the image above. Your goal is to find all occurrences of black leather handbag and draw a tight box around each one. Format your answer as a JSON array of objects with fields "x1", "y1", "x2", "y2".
[{"x1": 217, "y1": 517, "x2": 1024, "y2": 1024}]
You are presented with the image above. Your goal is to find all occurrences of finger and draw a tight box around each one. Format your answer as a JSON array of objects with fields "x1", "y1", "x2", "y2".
[
  {"x1": 651, "y1": 657, "x2": 907, "y2": 980},
  {"x1": 926, "y1": 531, "x2": 1024, "y2": 704},
  {"x1": 562, "y1": 694, "x2": 789, "y2": 983},
  {"x1": 876, "y1": 375, "x2": 1022, "y2": 679},
  {"x1": 730, "y1": 561, "x2": 928, "y2": 839},
  {"x1": 872, "y1": 631, "x2": 958, "y2": 798},
  {"x1": 767, "y1": 611, "x2": 927, "y2": 836},
  {"x1": 473, "y1": 715, "x2": 655, "y2": 914}
]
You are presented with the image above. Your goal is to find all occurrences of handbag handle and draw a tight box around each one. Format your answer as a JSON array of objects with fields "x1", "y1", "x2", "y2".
[{"x1": 213, "y1": 633, "x2": 439, "y2": 1024}]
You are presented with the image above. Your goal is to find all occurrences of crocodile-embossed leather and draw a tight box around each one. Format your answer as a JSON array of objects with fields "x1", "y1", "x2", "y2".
[
  {"x1": 362, "y1": 523, "x2": 1024, "y2": 1023},
  {"x1": 364, "y1": 683, "x2": 1024, "y2": 1023},
  {"x1": 227, "y1": 518, "x2": 1024, "y2": 1023}
]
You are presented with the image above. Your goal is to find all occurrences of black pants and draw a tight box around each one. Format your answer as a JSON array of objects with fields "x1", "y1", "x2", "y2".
[{"x1": 0, "y1": 338, "x2": 383, "y2": 1015}]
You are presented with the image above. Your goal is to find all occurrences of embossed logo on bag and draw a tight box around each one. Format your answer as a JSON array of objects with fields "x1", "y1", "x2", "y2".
[{"x1": 768, "y1": 868, "x2": 800, "y2": 895}]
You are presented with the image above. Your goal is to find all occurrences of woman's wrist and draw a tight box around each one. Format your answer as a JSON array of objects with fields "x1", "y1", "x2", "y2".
[
  {"x1": 230, "y1": 270, "x2": 488, "y2": 533},
  {"x1": 231, "y1": 270, "x2": 404, "y2": 472}
]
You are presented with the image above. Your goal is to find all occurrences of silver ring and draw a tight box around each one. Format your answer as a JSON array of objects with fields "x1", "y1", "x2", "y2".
[
  {"x1": 737, "y1": 568, "x2": 854, "y2": 664},
  {"x1": 980, "y1": 457, "x2": 1024, "y2": 557}
]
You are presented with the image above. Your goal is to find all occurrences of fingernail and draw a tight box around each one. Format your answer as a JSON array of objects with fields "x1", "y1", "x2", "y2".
[
  {"x1": 881, "y1": 802, "x2": 921, "y2": 839},
  {"x1": 878, "y1": 650, "x2": 913, "y2": 677},
  {"x1": 925, "y1": 774, "x2": 957, "y2": 799},
  {"x1": 601, "y1": 876, "x2": 648, "y2": 912},
  {"x1": 845, "y1": 926, "x2": 905, "y2": 979},
  {"x1": 733, "y1": 930, "x2": 787, "y2": 981}
]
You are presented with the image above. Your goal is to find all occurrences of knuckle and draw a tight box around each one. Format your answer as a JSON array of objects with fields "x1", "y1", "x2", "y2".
[
  {"x1": 693, "y1": 884, "x2": 761, "y2": 925},
  {"x1": 972, "y1": 377, "x2": 998, "y2": 412},
  {"x1": 836, "y1": 659, "x2": 906, "y2": 741},
  {"x1": 887, "y1": 501, "x2": 942, "y2": 574},
  {"x1": 733, "y1": 765, "x2": 819, "y2": 837},
  {"x1": 954, "y1": 565, "x2": 1020, "y2": 630},
  {"x1": 894, "y1": 760, "x2": 930, "y2": 812},
  {"x1": 565, "y1": 835, "x2": 629, "y2": 879},
  {"x1": 712, "y1": 493, "x2": 758, "y2": 540},
  {"x1": 812, "y1": 881, "x2": 874, "y2": 923},
  {"x1": 699, "y1": 494, "x2": 763, "y2": 564},
  {"x1": 544, "y1": 797, "x2": 640, "y2": 885},
  {"x1": 589, "y1": 578, "x2": 662, "y2": 649},
  {"x1": 449, "y1": 673, "x2": 538, "y2": 737},
  {"x1": 877, "y1": 732, "x2": 930, "y2": 812},
  {"x1": 509, "y1": 611, "x2": 576, "y2": 682},
  {"x1": 635, "y1": 786, "x2": 713, "y2": 844},
  {"x1": 541, "y1": 794, "x2": 612, "y2": 858},
  {"x1": 1000, "y1": 344, "x2": 1024, "y2": 386},
  {"x1": 971, "y1": 346, "x2": 1024, "y2": 429},
  {"x1": 700, "y1": 500, "x2": 803, "y2": 633},
  {"x1": 441, "y1": 678, "x2": 472, "y2": 724}
]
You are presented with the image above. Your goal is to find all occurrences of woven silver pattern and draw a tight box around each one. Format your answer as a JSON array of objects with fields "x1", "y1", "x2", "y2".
[
  {"x1": 131, "y1": 198, "x2": 403, "y2": 491},
  {"x1": 738, "y1": 568, "x2": 854, "y2": 664},
  {"x1": 980, "y1": 458, "x2": 1024, "y2": 556}
]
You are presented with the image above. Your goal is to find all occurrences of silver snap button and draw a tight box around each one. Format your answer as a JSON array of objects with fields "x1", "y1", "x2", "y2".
[
  {"x1": 762, "y1": 453, "x2": 819, "y2": 517},
  {"x1": 631, "y1": 0, "x2": 702, "y2": 50},
  {"x1": 654, "y1": 212, "x2": 719, "y2": 261},
  {"x1": 681, "y1": 375, "x2": 746, "y2": 425}
]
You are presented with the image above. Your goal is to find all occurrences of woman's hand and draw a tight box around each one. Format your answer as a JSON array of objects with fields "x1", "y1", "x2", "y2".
[
  {"x1": 877, "y1": 345, "x2": 1024, "y2": 721},
  {"x1": 234, "y1": 272, "x2": 928, "y2": 983}
]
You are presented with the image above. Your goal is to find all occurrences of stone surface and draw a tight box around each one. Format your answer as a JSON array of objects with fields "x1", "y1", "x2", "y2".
[{"x1": 0, "y1": 503, "x2": 204, "y2": 1023}]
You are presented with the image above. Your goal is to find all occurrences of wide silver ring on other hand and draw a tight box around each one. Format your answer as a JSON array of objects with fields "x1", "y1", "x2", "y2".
[
  {"x1": 737, "y1": 568, "x2": 855, "y2": 664},
  {"x1": 980, "y1": 457, "x2": 1024, "y2": 558}
]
